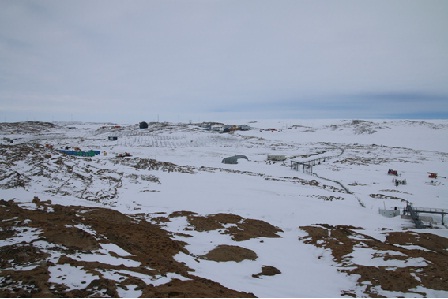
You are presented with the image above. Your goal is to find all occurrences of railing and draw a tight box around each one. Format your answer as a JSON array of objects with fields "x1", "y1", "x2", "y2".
[
  {"x1": 413, "y1": 207, "x2": 448, "y2": 214},
  {"x1": 405, "y1": 204, "x2": 447, "y2": 227}
]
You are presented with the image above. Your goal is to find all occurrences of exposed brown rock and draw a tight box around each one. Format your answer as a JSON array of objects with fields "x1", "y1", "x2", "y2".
[
  {"x1": 0, "y1": 200, "x2": 255, "y2": 298},
  {"x1": 200, "y1": 245, "x2": 258, "y2": 263},
  {"x1": 299, "y1": 224, "x2": 448, "y2": 297},
  {"x1": 252, "y1": 266, "x2": 281, "y2": 278}
]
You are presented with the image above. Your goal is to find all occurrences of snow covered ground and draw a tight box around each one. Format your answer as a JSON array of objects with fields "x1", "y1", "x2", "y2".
[{"x1": 1, "y1": 119, "x2": 447, "y2": 297}]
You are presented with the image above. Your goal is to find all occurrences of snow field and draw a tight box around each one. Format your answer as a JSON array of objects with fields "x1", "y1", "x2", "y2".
[{"x1": 1, "y1": 119, "x2": 447, "y2": 297}]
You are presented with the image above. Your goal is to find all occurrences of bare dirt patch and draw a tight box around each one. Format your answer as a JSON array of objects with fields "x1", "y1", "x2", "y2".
[
  {"x1": 181, "y1": 212, "x2": 283, "y2": 241},
  {"x1": 299, "y1": 224, "x2": 448, "y2": 297},
  {"x1": 0, "y1": 199, "x2": 255, "y2": 297}
]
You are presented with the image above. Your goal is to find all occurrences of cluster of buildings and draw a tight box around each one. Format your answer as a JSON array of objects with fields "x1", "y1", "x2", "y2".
[{"x1": 198, "y1": 122, "x2": 250, "y2": 133}]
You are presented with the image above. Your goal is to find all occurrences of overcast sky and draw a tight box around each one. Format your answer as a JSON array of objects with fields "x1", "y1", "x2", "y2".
[{"x1": 1, "y1": 0, "x2": 447, "y2": 123}]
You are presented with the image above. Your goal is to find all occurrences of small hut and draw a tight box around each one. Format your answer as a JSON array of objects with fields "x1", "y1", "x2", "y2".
[{"x1": 139, "y1": 121, "x2": 149, "y2": 129}]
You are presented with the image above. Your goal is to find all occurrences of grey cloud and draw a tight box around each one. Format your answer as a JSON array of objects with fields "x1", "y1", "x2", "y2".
[{"x1": 1, "y1": 0, "x2": 448, "y2": 122}]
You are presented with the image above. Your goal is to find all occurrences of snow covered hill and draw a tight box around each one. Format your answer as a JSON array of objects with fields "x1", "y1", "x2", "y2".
[{"x1": 1, "y1": 119, "x2": 447, "y2": 297}]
